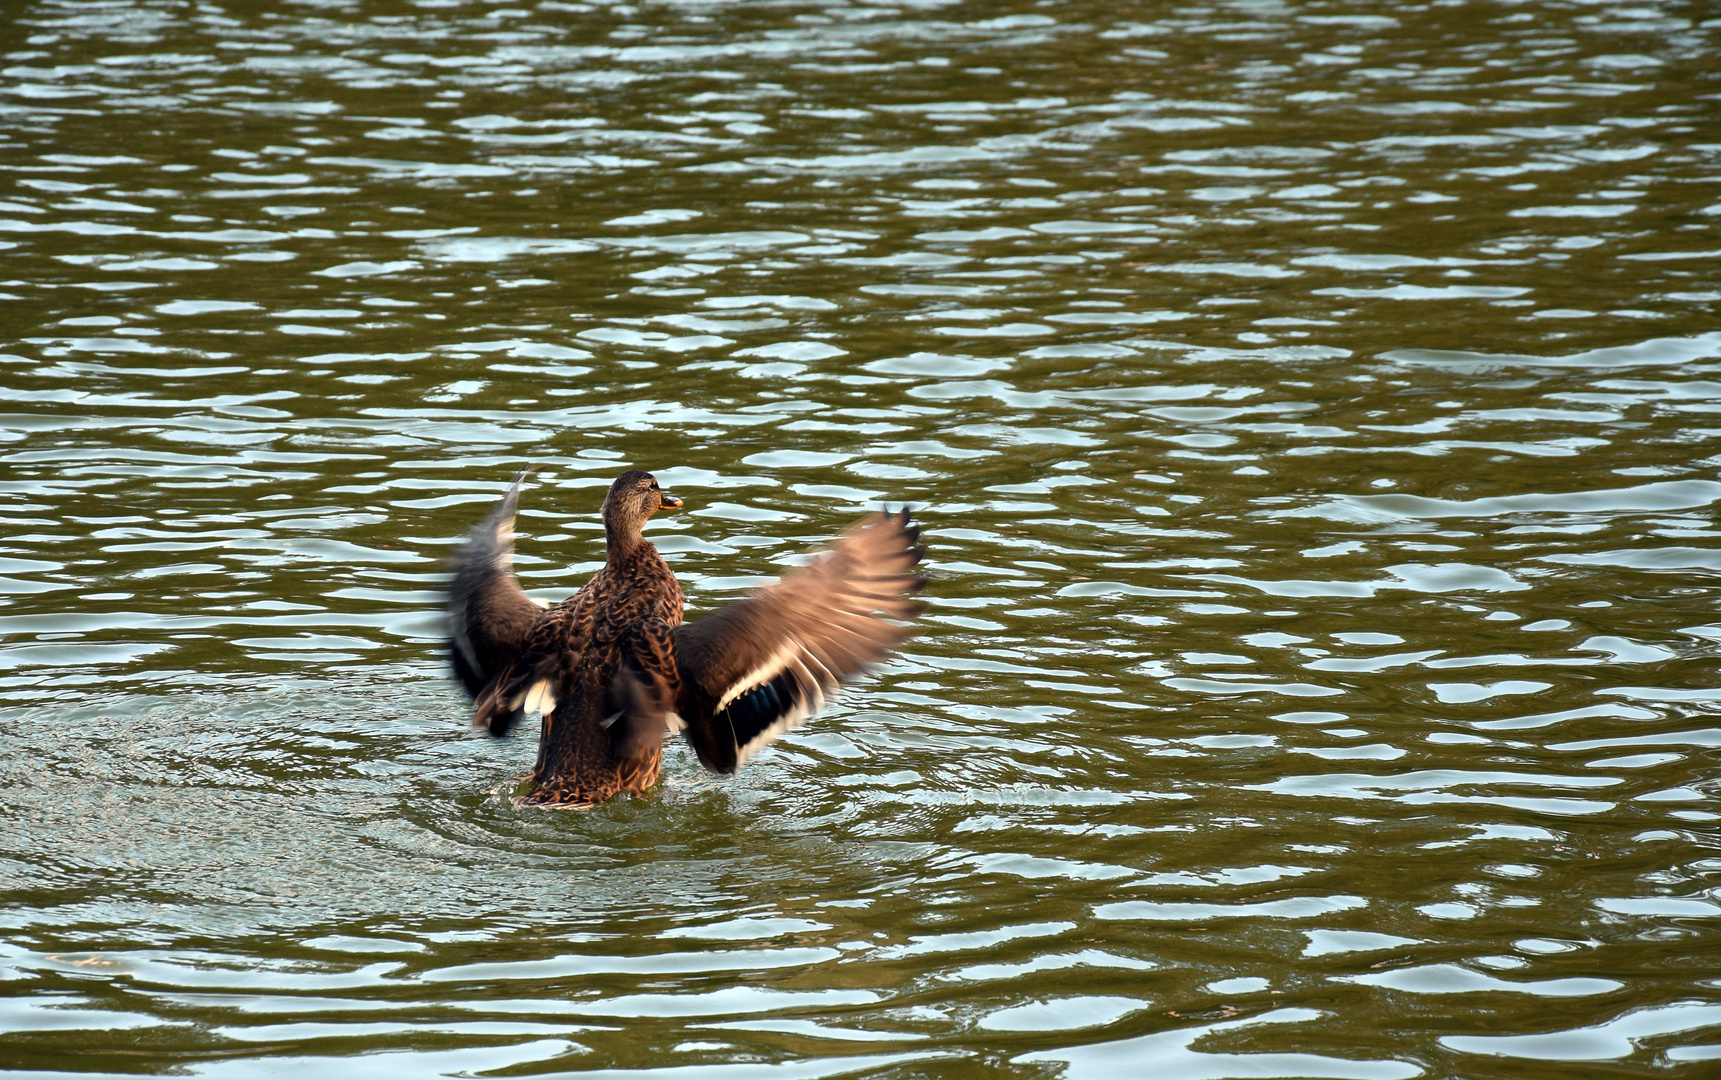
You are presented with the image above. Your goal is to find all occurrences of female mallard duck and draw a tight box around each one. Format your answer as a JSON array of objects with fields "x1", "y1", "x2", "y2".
[{"x1": 447, "y1": 469, "x2": 925, "y2": 806}]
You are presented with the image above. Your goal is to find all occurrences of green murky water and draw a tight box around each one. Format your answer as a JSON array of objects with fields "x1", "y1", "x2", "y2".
[{"x1": 2, "y1": 1, "x2": 1719, "y2": 1076}]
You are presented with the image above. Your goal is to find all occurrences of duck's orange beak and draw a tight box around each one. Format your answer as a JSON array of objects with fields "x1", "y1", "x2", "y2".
[{"x1": 658, "y1": 491, "x2": 682, "y2": 511}]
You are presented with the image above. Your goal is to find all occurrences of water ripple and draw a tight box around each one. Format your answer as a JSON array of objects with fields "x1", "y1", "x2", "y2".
[{"x1": 4, "y1": 0, "x2": 1721, "y2": 1076}]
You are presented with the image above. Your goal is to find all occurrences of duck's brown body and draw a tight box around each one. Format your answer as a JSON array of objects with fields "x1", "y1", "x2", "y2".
[
  {"x1": 513, "y1": 541, "x2": 682, "y2": 805},
  {"x1": 448, "y1": 469, "x2": 924, "y2": 807}
]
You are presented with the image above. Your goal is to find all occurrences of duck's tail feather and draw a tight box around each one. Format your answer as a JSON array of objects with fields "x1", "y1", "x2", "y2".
[{"x1": 448, "y1": 469, "x2": 545, "y2": 700}]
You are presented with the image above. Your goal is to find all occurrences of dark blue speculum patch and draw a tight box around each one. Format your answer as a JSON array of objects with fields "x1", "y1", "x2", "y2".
[{"x1": 715, "y1": 671, "x2": 800, "y2": 750}]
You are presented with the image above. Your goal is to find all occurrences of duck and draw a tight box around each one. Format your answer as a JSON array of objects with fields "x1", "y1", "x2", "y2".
[{"x1": 446, "y1": 469, "x2": 925, "y2": 806}]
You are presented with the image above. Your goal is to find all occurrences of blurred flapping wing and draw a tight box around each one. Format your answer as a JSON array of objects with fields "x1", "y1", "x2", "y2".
[
  {"x1": 667, "y1": 509, "x2": 925, "y2": 774},
  {"x1": 447, "y1": 470, "x2": 545, "y2": 700}
]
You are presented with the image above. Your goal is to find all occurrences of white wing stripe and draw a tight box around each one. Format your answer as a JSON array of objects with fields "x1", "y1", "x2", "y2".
[
  {"x1": 733, "y1": 703, "x2": 813, "y2": 768},
  {"x1": 714, "y1": 640, "x2": 800, "y2": 713},
  {"x1": 523, "y1": 680, "x2": 557, "y2": 716}
]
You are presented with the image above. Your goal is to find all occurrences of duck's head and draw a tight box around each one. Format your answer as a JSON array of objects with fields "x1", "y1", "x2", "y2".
[{"x1": 601, "y1": 469, "x2": 681, "y2": 536}]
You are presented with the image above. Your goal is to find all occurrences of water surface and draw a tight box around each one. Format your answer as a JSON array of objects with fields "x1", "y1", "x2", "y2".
[{"x1": 3, "y1": 0, "x2": 1720, "y2": 1076}]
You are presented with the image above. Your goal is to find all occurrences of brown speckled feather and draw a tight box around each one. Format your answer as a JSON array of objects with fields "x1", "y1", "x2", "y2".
[{"x1": 472, "y1": 538, "x2": 683, "y2": 803}]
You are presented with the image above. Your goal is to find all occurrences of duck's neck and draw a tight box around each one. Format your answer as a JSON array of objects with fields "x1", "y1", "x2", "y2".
[{"x1": 604, "y1": 519, "x2": 647, "y2": 563}]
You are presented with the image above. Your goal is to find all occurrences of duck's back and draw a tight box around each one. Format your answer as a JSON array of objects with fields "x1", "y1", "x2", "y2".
[{"x1": 512, "y1": 546, "x2": 683, "y2": 803}]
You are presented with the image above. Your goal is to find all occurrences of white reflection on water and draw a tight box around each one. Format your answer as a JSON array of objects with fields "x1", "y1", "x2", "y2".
[{"x1": 1018, "y1": 1007, "x2": 1421, "y2": 1080}]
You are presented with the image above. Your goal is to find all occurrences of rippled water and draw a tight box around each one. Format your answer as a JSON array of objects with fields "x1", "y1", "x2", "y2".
[{"x1": 4, "y1": 0, "x2": 1721, "y2": 1076}]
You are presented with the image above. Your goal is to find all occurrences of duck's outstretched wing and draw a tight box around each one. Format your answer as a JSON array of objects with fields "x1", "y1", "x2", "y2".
[
  {"x1": 470, "y1": 602, "x2": 578, "y2": 738},
  {"x1": 448, "y1": 470, "x2": 544, "y2": 699},
  {"x1": 646, "y1": 509, "x2": 925, "y2": 774}
]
